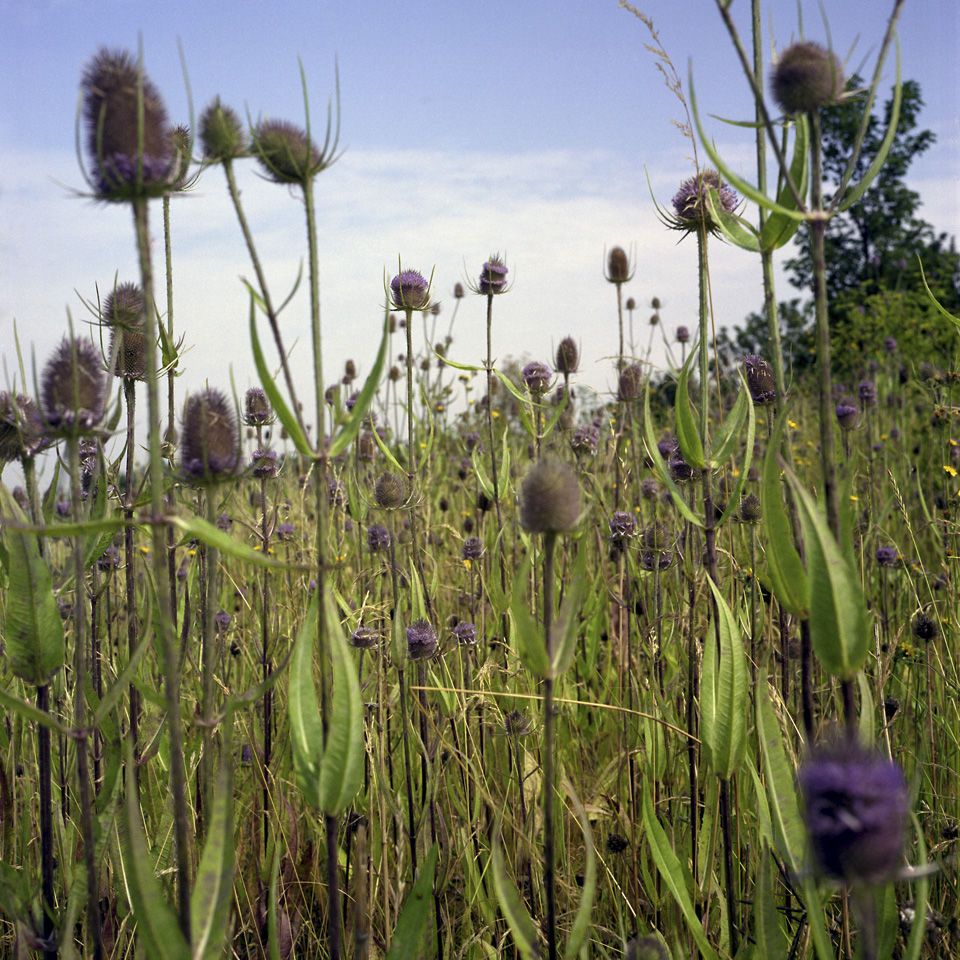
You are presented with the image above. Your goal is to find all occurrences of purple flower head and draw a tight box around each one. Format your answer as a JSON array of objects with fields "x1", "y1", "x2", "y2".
[
  {"x1": 406, "y1": 619, "x2": 439, "y2": 660},
  {"x1": 668, "y1": 452, "x2": 696, "y2": 483},
  {"x1": 104, "y1": 282, "x2": 146, "y2": 381},
  {"x1": 462, "y1": 536, "x2": 484, "y2": 561},
  {"x1": 0, "y1": 392, "x2": 47, "y2": 462},
  {"x1": 366, "y1": 523, "x2": 391, "y2": 552},
  {"x1": 570, "y1": 423, "x2": 600, "y2": 457},
  {"x1": 670, "y1": 169, "x2": 739, "y2": 231},
  {"x1": 82, "y1": 49, "x2": 175, "y2": 200},
  {"x1": 97, "y1": 543, "x2": 120, "y2": 571},
  {"x1": 350, "y1": 626, "x2": 380, "y2": 650},
  {"x1": 391, "y1": 270, "x2": 430, "y2": 310},
  {"x1": 617, "y1": 363, "x2": 644, "y2": 403},
  {"x1": 835, "y1": 402, "x2": 859, "y2": 431},
  {"x1": 799, "y1": 737, "x2": 908, "y2": 884},
  {"x1": 179, "y1": 388, "x2": 239, "y2": 484},
  {"x1": 609, "y1": 510, "x2": 637, "y2": 541},
  {"x1": 676, "y1": 325, "x2": 690, "y2": 344},
  {"x1": 641, "y1": 477, "x2": 660, "y2": 501},
  {"x1": 251, "y1": 447, "x2": 279, "y2": 479},
  {"x1": 452, "y1": 621, "x2": 478, "y2": 646},
  {"x1": 215, "y1": 610, "x2": 232, "y2": 633},
  {"x1": 658, "y1": 434, "x2": 679, "y2": 458},
  {"x1": 276, "y1": 521, "x2": 295, "y2": 542},
  {"x1": 743, "y1": 355, "x2": 777, "y2": 406},
  {"x1": 244, "y1": 387, "x2": 272, "y2": 426},
  {"x1": 641, "y1": 549, "x2": 674, "y2": 571},
  {"x1": 253, "y1": 119, "x2": 326, "y2": 184},
  {"x1": 883, "y1": 336, "x2": 898, "y2": 354},
  {"x1": 521, "y1": 361, "x2": 553, "y2": 397},
  {"x1": 216, "y1": 513, "x2": 232, "y2": 532},
  {"x1": 41, "y1": 336, "x2": 108, "y2": 437},
  {"x1": 56, "y1": 499, "x2": 71, "y2": 518},
  {"x1": 858, "y1": 379, "x2": 877, "y2": 407},
  {"x1": 875, "y1": 545, "x2": 899, "y2": 568},
  {"x1": 479, "y1": 256, "x2": 509, "y2": 295}
]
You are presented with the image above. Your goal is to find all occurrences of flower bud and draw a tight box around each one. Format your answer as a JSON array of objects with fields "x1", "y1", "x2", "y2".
[
  {"x1": 676, "y1": 325, "x2": 690, "y2": 344},
  {"x1": 406, "y1": 619, "x2": 438, "y2": 660},
  {"x1": 479, "y1": 256, "x2": 508, "y2": 295},
  {"x1": 0, "y1": 393, "x2": 46, "y2": 462},
  {"x1": 253, "y1": 120, "x2": 324, "y2": 183},
  {"x1": 390, "y1": 270, "x2": 430, "y2": 310},
  {"x1": 374, "y1": 472, "x2": 407, "y2": 510},
  {"x1": 521, "y1": 361, "x2": 552, "y2": 397},
  {"x1": 617, "y1": 362, "x2": 643, "y2": 403},
  {"x1": 243, "y1": 387, "x2": 273, "y2": 426},
  {"x1": 179, "y1": 388, "x2": 240, "y2": 484},
  {"x1": 41, "y1": 336, "x2": 108, "y2": 436},
  {"x1": 104, "y1": 282, "x2": 146, "y2": 380},
  {"x1": 199, "y1": 97, "x2": 247, "y2": 162},
  {"x1": 743, "y1": 354, "x2": 777, "y2": 405},
  {"x1": 835, "y1": 402, "x2": 859, "y2": 430},
  {"x1": 555, "y1": 337, "x2": 579, "y2": 375},
  {"x1": 771, "y1": 42, "x2": 844, "y2": 116},
  {"x1": 606, "y1": 246, "x2": 630, "y2": 284},
  {"x1": 519, "y1": 458, "x2": 581, "y2": 534}
]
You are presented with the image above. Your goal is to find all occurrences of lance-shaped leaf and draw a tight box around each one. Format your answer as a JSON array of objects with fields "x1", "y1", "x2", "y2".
[
  {"x1": 329, "y1": 313, "x2": 389, "y2": 457},
  {"x1": 785, "y1": 468, "x2": 869, "y2": 679},
  {"x1": 761, "y1": 415, "x2": 808, "y2": 616},
  {"x1": 716, "y1": 375, "x2": 756, "y2": 527},
  {"x1": 509, "y1": 556, "x2": 549, "y2": 679},
  {"x1": 317, "y1": 587, "x2": 365, "y2": 815},
  {"x1": 191, "y1": 744, "x2": 235, "y2": 959},
  {"x1": 248, "y1": 292, "x2": 313, "y2": 457},
  {"x1": 386, "y1": 844, "x2": 438, "y2": 959},
  {"x1": 170, "y1": 513, "x2": 299, "y2": 571},
  {"x1": 491, "y1": 835, "x2": 539, "y2": 959},
  {"x1": 674, "y1": 351, "x2": 706, "y2": 469},
  {"x1": 288, "y1": 591, "x2": 323, "y2": 809},
  {"x1": 711, "y1": 383, "x2": 748, "y2": 468},
  {"x1": 706, "y1": 187, "x2": 761, "y2": 251},
  {"x1": 0, "y1": 485, "x2": 64, "y2": 685},
  {"x1": 918, "y1": 256, "x2": 960, "y2": 334},
  {"x1": 700, "y1": 577, "x2": 747, "y2": 780},
  {"x1": 760, "y1": 116, "x2": 809, "y2": 250},
  {"x1": 564, "y1": 783, "x2": 597, "y2": 960}
]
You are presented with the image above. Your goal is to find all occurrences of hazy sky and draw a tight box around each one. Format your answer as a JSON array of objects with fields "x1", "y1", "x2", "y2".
[{"x1": 1, "y1": 0, "x2": 957, "y2": 428}]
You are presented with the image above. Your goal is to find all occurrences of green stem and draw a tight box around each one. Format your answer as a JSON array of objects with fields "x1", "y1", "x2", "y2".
[{"x1": 542, "y1": 531, "x2": 558, "y2": 960}]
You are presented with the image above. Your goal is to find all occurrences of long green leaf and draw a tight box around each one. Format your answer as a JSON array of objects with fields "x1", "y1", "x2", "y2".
[
  {"x1": 170, "y1": 513, "x2": 299, "y2": 571},
  {"x1": 641, "y1": 788, "x2": 718, "y2": 960},
  {"x1": 706, "y1": 187, "x2": 761, "y2": 251},
  {"x1": 918, "y1": 256, "x2": 960, "y2": 333},
  {"x1": 318, "y1": 587, "x2": 365, "y2": 815},
  {"x1": 711, "y1": 387, "x2": 747, "y2": 468},
  {"x1": 674, "y1": 351, "x2": 706, "y2": 469},
  {"x1": 386, "y1": 844, "x2": 438, "y2": 959},
  {"x1": 785, "y1": 468, "x2": 869, "y2": 679},
  {"x1": 0, "y1": 485, "x2": 64, "y2": 685},
  {"x1": 191, "y1": 747, "x2": 235, "y2": 959},
  {"x1": 564, "y1": 784, "x2": 597, "y2": 960},
  {"x1": 288, "y1": 592, "x2": 322, "y2": 809},
  {"x1": 329, "y1": 313, "x2": 389, "y2": 457},
  {"x1": 760, "y1": 116, "x2": 809, "y2": 250},
  {"x1": 248, "y1": 293, "x2": 313, "y2": 457},
  {"x1": 0, "y1": 685, "x2": 70, "y2": 733},
  {"x1": 702, "y1": 577, "x2": 747, "y2": 779},
  {"x1": 509, "y1": 557, "x2": 549, "y2": 679},
  {"x1": 119, "y1": 749, "x2": 190, "y2": 960},
  {"x1": 550, "y1": 547, "x2": 587, "y2": 678},
  {"x1": 755, "y1": 847, "x2": 788, "y2": 957},
  {"x1": 761, "y1": 414, "x2": 808, "y2": 616},
  {"x1": 716, "y1": 376, "x2": 756, "y2": 527},
  {"x1": 491, "y1": 838, "x2": 539, "y2": 959}
]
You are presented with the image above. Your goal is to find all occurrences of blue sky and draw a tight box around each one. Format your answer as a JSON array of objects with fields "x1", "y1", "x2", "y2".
[{"x1": 1, "y1": 0, "x2": 957, "y2": 427}]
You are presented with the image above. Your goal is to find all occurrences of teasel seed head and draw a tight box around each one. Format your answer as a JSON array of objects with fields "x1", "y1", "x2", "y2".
[
  {"x1": 617, "y1": 362, "x2": 643, "y2": 403},
  {"x1": 243, "y1": 387, "x2": 273, "y2": 426},
  {"x1": 251, "y1": 447, "x2": 279, "y2": 479},
  {"x1": 738, "y1": 493, "x2": 762, "y2": 524},
  {"x1": 253, "y1": 119, "x2": 326, "y2": 184},
  {"x1": 462, "y1": 536, "x2": 484, "y2": 561},
  {"x1": 82, "y1": 48, "x2": 175, "y2": 200},
  {"x1": 0, "y1": 392, "x2": 46, "y2": 462},
  {"x1": 570, "y1": 423, "x2": 599, "y2": 457},
  {"x1": 626, "y1": 937, "x2": 669, "y2": 960},
  {"x1": 912, "y1": 612, "x2": 938, "y2": 642},
  {"x1": 390, "y1": 269, "x2": 430, "y2": 311},
  {"x1": 555, "y1": 337, "x2": 579, "y2": 375},
  {"x1": 479, "y1": 255, "x2": 509, "y2": 295},
  {"x1": 771, "y1": 42, "x2": 844, "y2": 116},
  {"x1": 676, "y1": 325, "x2": 690, "y2": 344},
  {"x1": 199, "y1": 97, "x2": 247, "y2": 163},
  {"x1": 104, "y1": 282, "x2": 146, "y2": 380},
  {"x1": 366, "y1": 523, "x2": 391, "y2": 552},
  {"x1": 519, "y1": 458, "x2": 581, "y2": 534},
  {"x1": 350, "y1": 626, "x2": 380, "y2": 650},
  {"x1": 798, "y1": 735, "x2": 908, "y2": 884},
  {"x1": 374, "y1": 472, "x2": 407, "y2": 510},
  {"x1": 179, "y1": 388, "x2": 240, "y2": 484},
  {"x1": 743, "y1": 354, "x2": 777, "y2": 405},
  {"x1": 835, "y1": 401, "x2": 859, "y2": 430},
  {"x1": 605, "y1": 246, "x2": 631, "y2": 284},
  {"x1": 609, "y1": 510, "x2": 637, "y2": 542},
  {"x1": 452, "y1": 621, "x2": 477, "y2": 646},
  {"x1": 521, "y1": 361, "x2": 552, "y2": 397},
  {"x1": 406, "y1": 619, "x2": 438, "y2": 660},
  {"x1": 41, "y1": 336, "x2": 108, "y2": 436}
]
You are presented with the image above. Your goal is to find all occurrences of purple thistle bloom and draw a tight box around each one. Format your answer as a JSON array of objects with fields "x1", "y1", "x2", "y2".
[
  {"x1": 671, "y1": 170, "x2": 739, "y2": 229},
  {"x1": 0, "y1": 392, "x2": 47, "y2": 462},
  {"x1": 251, "y1": 447, "x2": 279, "y2": 479},
  {"x1": 462, "y1": 536, "x2": 484, "y2": 561},
  {"x1": 216, "y1": 513, "x2": 233, "y2": 532},
  {"x1": 350, "y1": 626, "x2": 380, "y2": 650},
  {"x1": 876, "y1": 545, "x2": 899, "y2": 568},
  {"x1": 479, "y1": 256, "x2": 509, "y2": 295},
  {"x1": 391, "y1": 270, "x2": 430, "y2": 310},
  {"x1": 406, "y1": 619, "x2": 439, "y2": 660},
  {"x1": 858, "y1": 379, "x2": 877, "y2": 407},
  {"x1": 676, "y1": 325, "x2": 690, "y2": 344},
  {"x1": 657, "y1": 434, "x2": 679, "y2": 458},
  {"x1": 275, "y1": 521, "x2": 296, "y2": 542},
  {"x1": 452, "y1": 621, "x2": 478, "y2": 646},
  {"x1": 243, "y1": 387, "x2": 272, "y2": 426},
  {"x1": 570, "y1": 423, "x2": 600, "y2": 457},
  {"x1": 56, "y1": 499, "x2": 71, "y2": 519},
  {"x1": 521, "y1": 361, "x2": 552, "y2": 396},
  {"x1": 883, "y1": 336, "x2": 898, "y2": 354},
  {"x1": 609, "y1": 511, "x2": 637, "y2": 541},
  {"x1": 214, "y1": 610, "x2": 232, "y2": 633},
  {"x1": 641, "y1": 477, "x2": 660, "y2": 501},
  {"x1": 668, "y1": 452, "x2": 696, "y2": 483},
  {"x1": 41, "y1": 336, "x2": 108, "y2": 436},
  {"x1": 366, "y1": 523, "x2": 391, "y2": 553},
  {"x1": 97, "y1": 543, "x2": 120, "y2": 571},
  {"x1": 641, "y1": 549, "x2": 674, "y2": 571},
  {"x1": 799, "y1": 738, "x2": 909, "y2": 884},
  {"x1": 835, "y1": 402, "x2": 859, "y2": 430}
]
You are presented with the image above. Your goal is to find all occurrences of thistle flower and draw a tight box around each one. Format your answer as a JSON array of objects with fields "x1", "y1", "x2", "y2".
[
  {"x1": 251, "y1": 448, "x2": 279, "y2": 479},
  {"x1": 738, "y1": 493, "x2": 762, "y2": 523},
  {"x1": 104, "y1": 282, "x2": 146, "y2": 380},
  {"x1": 452, "y1": 621, "x2": 477, "y2": 646},
  {"x1": 605, "y1": 246, "x2": 632, "y2": 284},
  {"x1": 875, "y1": 545, "x2": 899, "y2": 568},
  {"x1": 555, "y1": 337, "x2": 579, "y2": 375},
  {"x1": 350, "y1": 626, "x2": 380, "y2": 650},
  {"x1": 406, "y1": 619, "x2": 438, "y2": 660},
  {"x1": 462, "y1": 536, "x2": 484, "y2": 561},
  {"x1": 521, "y1": 361, "x2": 552, "y2": 397},
  {"x1": 609, "y1": 511, "x2": 637, "y2": 541},
  {"x1": 771, "y1": 42, "x2": 845, "y2": 116},
  {"x1": 215, "y1": 610, "x2": 232, "y2": 633},
  {"x1": 657, "y1": 434, "x2": 679, "y2": 458},
  {"x1": 743, "y1": 355, "x2": 777, "y2": 405},
  {"x1": 835, "y1": 402, "x2": 859, "y2": 430},
  {"x1": 605, "y1": 834, "x2": 629, "y2": 854},
  {"x1": 0, "y1": 392, "x2": 46, "y2": 462},
  {"x1": 41, "y1": 336, "x2": 108, "y2": 436},
  {"x1": 277, "y1": 521, "x2": 297, "y2": 542},
  {"x1": 884, "y1": 336, "x2": 898, "y2": 354},
  {"x1": 798, "y1": 737, "x2": 908, "y2": 884},
  {"x1": 668, "y1": 452, "x2": 696, "y2": 483},
  {"x1": 670, "y1": 170, "x2": 739, "y2": 233},
  {"x1": 479, "y1": 256, "x2": 509, "y2": 295},
  {"x1": 676, "y1": 325, "x2": 691, "y2": 344},
  {"x1": 199, "y1": 97, "x2": 247, "y2": 163},
  {"x1": 179, "y1": 388, "x2": 240, "y2": 484},
  {"x1": 390, "y1": 270, "x2": 430, "y2": 310},
  {"x1": 519, "y1": 458, "x2": 581, "y2": 534},
  {"x1": 253, "y1": 120, "x2": 328, "y2": 184},
  {"x1": 641, "y1": 477, "x2": 659, "y2": 501},
  {"x1": 81, "y1": 48, "x2": 174, "y2": 200},
  {"x1": 504, "y1": 709, "x2": 533, "y2": 737},
  {"x1": 243, "y1": 387, "x2": 273, "y2": 427},
  {"x1": 858, "y1": 379, "x2": 878, "y2": 407},
  {"x1": 617, "y1": 362, "x2": 643, "y2": 403},
  {"x1": 570, "y1": 423, "x2": 599, "y2": 457},
  {"x1": 374, "y1": 473, "x2": 407, "y2": 510}
]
